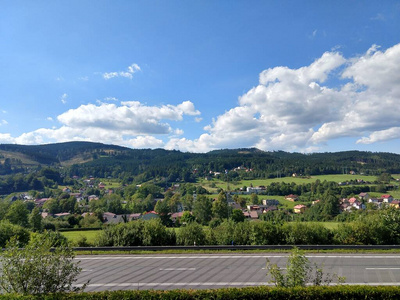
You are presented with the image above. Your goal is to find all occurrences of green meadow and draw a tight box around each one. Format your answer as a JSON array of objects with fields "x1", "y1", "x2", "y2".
[
  {"x1": 61, "y1": 230, "x2": 101, "y2": 245},
  {"x1": 200, "y1": 174, "x2": 378, "y2": 191}
]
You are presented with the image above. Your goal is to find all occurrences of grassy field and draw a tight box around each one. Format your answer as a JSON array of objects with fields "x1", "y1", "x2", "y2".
[
  {"x1": 298, "y1": 222, "x2": 341, "y2": 230},
  {"x1": 61, "y1": 230, "x2": 101, "y2": 244},
  {"x1": 200, "y1": 174, "x2": 378, "y2": 191}
]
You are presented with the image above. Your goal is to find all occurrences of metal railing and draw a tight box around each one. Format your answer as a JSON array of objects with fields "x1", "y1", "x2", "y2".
[{"x1": 72, "y1": 244, "x2": 400, "y2": 252}]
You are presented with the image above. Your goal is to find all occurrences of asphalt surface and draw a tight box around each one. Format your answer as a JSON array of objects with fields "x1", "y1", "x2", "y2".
[{"x1": 75, "y1": 253, "x2": 400, "y2": 291}]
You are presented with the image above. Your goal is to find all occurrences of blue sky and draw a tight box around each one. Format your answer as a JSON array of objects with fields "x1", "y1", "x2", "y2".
[{"x1": 1, "y1": 1, "x2": 400, "y2": 153}]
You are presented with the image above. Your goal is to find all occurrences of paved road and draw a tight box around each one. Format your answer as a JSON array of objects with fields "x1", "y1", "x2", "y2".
[{"x1": 75, "y1": 253, "x2": 400, "y2": 291}]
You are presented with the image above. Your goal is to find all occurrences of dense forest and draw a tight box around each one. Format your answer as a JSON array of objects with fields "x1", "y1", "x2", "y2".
[{"x1": 1, "y1": 142, "x2": 400, "y2": 185}]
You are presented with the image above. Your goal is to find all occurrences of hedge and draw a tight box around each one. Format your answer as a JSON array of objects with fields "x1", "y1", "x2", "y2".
[{"x1": 2, "y1": 286, "x2": 400, "y2": 299}]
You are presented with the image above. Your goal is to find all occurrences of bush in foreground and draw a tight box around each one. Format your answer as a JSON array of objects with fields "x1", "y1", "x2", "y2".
[
  {"x1": 0, "y1": 232, "x2": 87, "y2": 295},
  {"x1": 266, "y1": 247, "x2": 345, "y2": 287}
]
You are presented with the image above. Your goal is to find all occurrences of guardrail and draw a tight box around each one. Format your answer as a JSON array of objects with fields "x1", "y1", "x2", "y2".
[{"x1": 72, "y1": 245, "x2": 400, "y2": 252}]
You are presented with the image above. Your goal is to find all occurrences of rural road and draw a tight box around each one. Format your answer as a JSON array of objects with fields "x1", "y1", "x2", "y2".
[{"x1": 75, "y1": 253, "x2": 400, "y2": 291}]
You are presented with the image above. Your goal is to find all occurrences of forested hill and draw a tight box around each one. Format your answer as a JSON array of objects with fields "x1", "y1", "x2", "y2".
[
  {"x1": 1, "y1": 142, "x2": 400, "y2": 181},
  {"x1": 0, "y1": 142, "x2": 130, "y2": 167}
]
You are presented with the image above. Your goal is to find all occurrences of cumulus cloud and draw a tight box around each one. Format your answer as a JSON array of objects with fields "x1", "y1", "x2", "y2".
[
  {"x1": 103, "y1": 63, "x2": 141, "y2": 80},
  {"x1": 125, "y1": 136, "x2": 164, "y2": 149},
  {"x1": 3, "y1": 100, "x2": 201, "y2": 148},
  {"x1": 0, "y1": 133, "x2": 14, "y2": 143},
  {"x1": 173, "y1": 43, "x2": 400, "y2": 152},
  {"x1": 3, "y1": 43, "x2": 400, "y2": 153},
  {"x1": 357, "y1": 127, "x2": 400, "y2": 144}
]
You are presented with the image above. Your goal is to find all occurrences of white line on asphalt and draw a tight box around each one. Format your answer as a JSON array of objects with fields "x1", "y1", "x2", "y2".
[
  {"x1": 159, "y1": 268, "x2": 196, "y2": 271},
  {"x1": 366, "y1": 268, "x2": 400, "y2": 270},
  {"x1": 78, "y1": 255, "x2": 400, "y2": 260}
]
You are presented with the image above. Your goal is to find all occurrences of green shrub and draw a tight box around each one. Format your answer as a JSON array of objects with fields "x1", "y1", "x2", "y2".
[
  {"x1": 176, "y1": 222, "x2": 206, "y2": 245},
  {"x1": 283, "y1": 222, "x2": 332, "y2": 245},
  {"x1": 266, "y1": 247, "x2": 345, "y2": 288},
  {"x1": 0, "y1": 221, "x2": 30, "y2": 248},
  {"x1": 0, "y1": 232, "x2": 87, "y2": 295},
  {"x1": 251, "y1": 221, "x2": 284, "y2": 245}
]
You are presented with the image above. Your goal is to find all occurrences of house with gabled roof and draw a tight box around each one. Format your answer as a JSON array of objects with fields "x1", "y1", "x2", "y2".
[
  {"x1": 381, "y1": 194, "x2": 393, "y2": 203},
  {"x1": 141, "y1": 211, "x2": 160, "y2": 221},
  {"x1": 293, "y1": 204, "x2": 306, "y2": 214},
  {"x1": 359, "y1": 192, "x2": 369, "y2": 200},
  {"x1": 285, "y1": 194, "x2": 299, "y2": 202}
]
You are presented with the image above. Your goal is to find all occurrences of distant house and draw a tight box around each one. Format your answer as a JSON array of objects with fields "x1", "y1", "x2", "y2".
[
  {"x1": 88, "y1": 195, "x2": 99, "y2": 201},
  {"x1": 62, "y1": 187, "x2": 71, "y2": 193},
  {"x1": 246, "y1": 186, "x2": 265, "y2": 194},
  {"x1": 170, "y1": 211, "x2": 186, "y2": 223},
  {"x1": 312, "y1": 199, "x2": 320, "y2": 205},
  {"x1": 141, "y1": 211, "x2": 160, "y2": 221},
  {"x1": 349, "y1": 197, "x2": 357, "y2": 204},
  {"x1": 34, "y1": 198, "x2": 51, "y2": 207},
  {"x1": 359, "y1": 192, "x2": 369, "y2": 200},
  {"x1": 381, "y1": 194, "x2": 394, "y2": 203},
  {"x1": 54, "y1": 212, "x2": 71, "y2": 218},
  {"x1": 390, "y1": 200, "x2": 400, "y2": 209},
  {"x1": 243, "y1": 211, "x2": 259, "y2": 220},
  {"x1": 368, "y1": 198, "x2": 382, "y2": 207},
  {"x1": 70, "y1": 193, "x2": 84, "y2": 202},
  {"x1": 102, "y1": 212, "x2": 141, "y2": 224},
  {"x1": 262, "y1": 199, "x2": 280, "y2": 206},
  {"x1": 285, "y1": 194, "x2": 299, "y2": 202},
  {"x1": 352, "y1": 201, "x2": 365, "y2": 210},
  {"x1": 293, "y1": 204, "x2": 306, "y2": 214}
]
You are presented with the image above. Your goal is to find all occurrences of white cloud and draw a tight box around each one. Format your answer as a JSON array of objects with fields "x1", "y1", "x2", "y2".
[
  {"x1": 4, "y1": 43, "x2": 400, "y2": 153},
  {"x1": 311, "y1": 43, "x2": 400, "y2": 144},
  {"x1": 125, "y1": 136, "x2": 164, "y2": 149},
  {"x1": 104, "y1": 97, "x2": 118, "y2": 102},
  {"x1": 0, "y1": 133, "x2": 14, "y2": 143},
  {"x1": 61, "y1": 93, "x2": 68, "y2": 104},
  {"x1": 103, "y1": 63, "x2": 141, "y2": 80},
  {"x1": 0, "y1": 120, "x2": 8, "y2": 126},
  {"x1": 170, "y1": 43, "x2": 400, "y2": 153},
  {"x1": 4, "y1": 100, "x2": 201, "y2": 147},
  {"x1": 46, "y1": 117, "x2": 53, "y2": 121},
  {"x1": 357, "y1": 127, "x2": 400, "y2": 144},
  {"x1": 174, "y1": 129, "x2": 184, "y2": 135}
]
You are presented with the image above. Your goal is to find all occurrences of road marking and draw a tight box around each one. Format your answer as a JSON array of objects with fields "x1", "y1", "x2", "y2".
[
  {"x1": 366, "y1": 268, "x2": 400, "y2": 270},
  {"x1": 78, "y1": 255, "x2": 400, "y2": 260},
  {"x1": 159, "y1": 268, "x2": 196, "y2": 271}
]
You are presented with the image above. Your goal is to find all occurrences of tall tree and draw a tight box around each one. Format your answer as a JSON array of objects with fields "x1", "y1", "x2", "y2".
[
  {"x1": 5, "y1": 201, "x2": 29, "y2": 227},
  {"x1": 193, "y1": 195, "x2": 212, "y2": 225},
  {"x1": 29, "y1": 207, "x2": 42, "y2": 232},
  {"x1": 212, "y1": 191, "x2": 229, "y2": 219}
]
